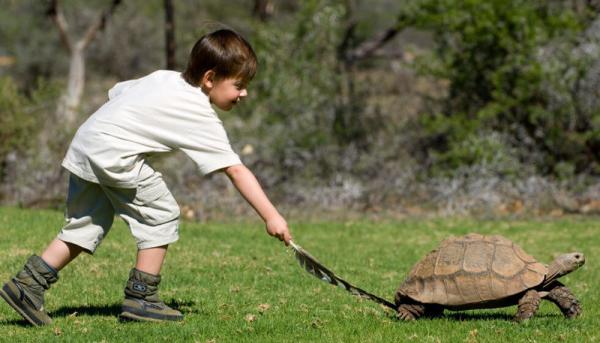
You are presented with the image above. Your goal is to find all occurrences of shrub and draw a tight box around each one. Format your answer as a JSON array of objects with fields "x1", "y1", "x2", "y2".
[
  {"x1": 0, "y1": 76, "x2": 58, "y2": 180},
  {"x1": 404, "y1": 0, "x2": 600, "y2": 176}
]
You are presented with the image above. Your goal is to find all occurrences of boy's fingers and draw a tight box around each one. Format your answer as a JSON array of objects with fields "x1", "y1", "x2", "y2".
[
  {"x1": 282, "y1": 232, "x2": 291, "y2": 246},
  {"x1": 273, "y1": 231, "x2": 290, "y2": 246}
]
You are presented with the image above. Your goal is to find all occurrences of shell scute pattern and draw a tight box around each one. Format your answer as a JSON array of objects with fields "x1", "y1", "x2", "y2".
[{"x1": 401, "y1": 234, "x2": 546, "y2": 306}]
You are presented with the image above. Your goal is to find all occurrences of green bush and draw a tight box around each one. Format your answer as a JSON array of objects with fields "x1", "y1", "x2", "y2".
[
  {"x1": 0, "y1": 76, "x2": 58, "y2": 179},
  {"x1": 404, "y1": 0, "x2": 600, "y2": 176}
]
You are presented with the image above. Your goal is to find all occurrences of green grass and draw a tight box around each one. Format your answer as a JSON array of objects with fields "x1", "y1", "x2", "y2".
[{"x1": 0, "y1": 206, "x2": 598, "y2": 342}]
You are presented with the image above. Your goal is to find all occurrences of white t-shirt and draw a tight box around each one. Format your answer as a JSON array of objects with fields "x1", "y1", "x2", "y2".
[{"x1": 62, "y1": 70, "x2": 242, "y2": 188}]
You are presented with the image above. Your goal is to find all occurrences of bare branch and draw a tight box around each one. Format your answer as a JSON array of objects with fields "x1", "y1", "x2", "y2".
[
  {"x1": 47, "y1": 0, "x2": 72, "y2": 52},
  {"x1": 338, "y1": 21, "x2": 356, "y2": 65},
  {"x1": 338, "y1": 1, "x2": 404, "y2": 64},
  {"x1": 80, "y1": 0, "x2": 122, "y2": 50},
  {"x1": 345, "y1": 27, "x2": 401, "y2": 62}
]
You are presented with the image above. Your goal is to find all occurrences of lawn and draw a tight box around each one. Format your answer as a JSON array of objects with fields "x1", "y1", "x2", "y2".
[{"x1": 0, "y1": 206, "x2": 597, "y2": 342}]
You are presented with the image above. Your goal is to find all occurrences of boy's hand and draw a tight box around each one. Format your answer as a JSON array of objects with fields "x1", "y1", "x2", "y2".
[{"x1": 265, "y1": 215, "x2": 292, "y2": 246}]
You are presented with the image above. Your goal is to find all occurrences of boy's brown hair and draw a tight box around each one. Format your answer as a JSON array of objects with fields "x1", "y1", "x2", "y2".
[{"x1": 182, "y1": 29, "x2": 257, "y2": 87}]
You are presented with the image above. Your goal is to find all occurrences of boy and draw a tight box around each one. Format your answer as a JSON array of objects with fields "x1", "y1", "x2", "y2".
[{"x1": 0, "y1": 29, "x2": 292, "y2": 325}]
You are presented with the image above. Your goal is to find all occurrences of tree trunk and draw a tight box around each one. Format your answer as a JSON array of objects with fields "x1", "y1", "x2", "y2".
[
  {"x1": 253, "y1": 0, "x2": 274, "y2": 21},
  {"x1": 47, "y1": 0, "x2": 122, "y2": 128},
  {"x1": 164, "y1": 0, "x2": 176, "y2": 70},
  {"x1": 58, "y1": 43, "x2": 86, "y2": 127}
]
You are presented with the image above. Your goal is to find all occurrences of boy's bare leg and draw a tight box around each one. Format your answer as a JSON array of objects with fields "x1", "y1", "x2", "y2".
[
  {"x1": 40, "y1": 238, "x2": 84, "y2": 270},
  {"x1": 135, "y1": 245, "x2": 168, "y2": 275}
]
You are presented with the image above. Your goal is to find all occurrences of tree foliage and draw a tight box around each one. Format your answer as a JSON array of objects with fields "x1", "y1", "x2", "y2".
[
  {"x1": 235, "y1": 0, "x2": 354, "y2": 183},
  {"x1": 403, "y1": 0, "x2": 600, "y2": 177},
  {"x1": 0, "y1": 76, "x2": 59, "y2": 179}
]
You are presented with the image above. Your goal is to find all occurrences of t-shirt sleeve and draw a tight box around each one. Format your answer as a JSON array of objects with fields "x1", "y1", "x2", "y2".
[
  {"x1": 179, "y1": 122, "x2": 243, "y2": 175},
  {"x1": 181, "y1": 147, "x2": 242, "y2": 175},
  {"x1": 108, "y1": 79, "x2": 142, "y2": 100}
]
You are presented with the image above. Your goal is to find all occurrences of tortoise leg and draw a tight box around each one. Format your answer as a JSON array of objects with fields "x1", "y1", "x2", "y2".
[
  {"x1": 515, "y1": 289, "x2": 541, "y2": 322},
  {"x1": 397, "y1": 303, "x2": 426, "y2": 321},
  {"x1": 545, "y1": 281, "x2": 581, "y2": 318}
]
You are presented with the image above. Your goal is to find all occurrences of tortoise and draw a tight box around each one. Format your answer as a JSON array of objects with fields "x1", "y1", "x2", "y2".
[{"x1": 395, "y1": 233, "x2": 585, "y2": 321}]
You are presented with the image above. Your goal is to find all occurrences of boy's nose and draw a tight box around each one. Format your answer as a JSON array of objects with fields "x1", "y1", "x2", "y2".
[{"x1": 240, "y1": 89, "x2": 248, "y2": 97}]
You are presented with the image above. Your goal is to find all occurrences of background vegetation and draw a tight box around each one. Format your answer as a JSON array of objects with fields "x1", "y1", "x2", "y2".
[{"x1": 1, "y1": 0, "x2": 600, "y2": 217}]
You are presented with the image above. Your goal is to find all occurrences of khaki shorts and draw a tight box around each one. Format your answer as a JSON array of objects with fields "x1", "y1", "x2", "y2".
[{"x1": 58, "y1": 166, "x2": 180, "y2": 253}]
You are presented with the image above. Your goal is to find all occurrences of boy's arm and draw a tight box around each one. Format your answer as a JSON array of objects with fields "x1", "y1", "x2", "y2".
[{"x1": 224, "y1": 164, "x2": 292, "y2": 245}]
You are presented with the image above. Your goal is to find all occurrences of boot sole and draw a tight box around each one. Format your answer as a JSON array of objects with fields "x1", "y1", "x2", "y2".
[
  {"x1": 0, "y1": 282, "x2": 49, "y2": 326},
  {"x1": 120, "y1": 308, "x2": 183, "y2": 322}
]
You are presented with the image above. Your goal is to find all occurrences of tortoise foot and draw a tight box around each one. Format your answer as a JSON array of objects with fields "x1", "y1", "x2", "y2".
[
  {"x1": 564, "y1": 301, "x2": 582, "y2": 319},
  {"x1": 547, "y1": 284, "x2": 582, "y2": 319},
  {"x1": 515, "y1": 290, "x2": 541, "y2": 322},
  {"x1": 397, "y1": 304, "x2": 425, "y2": 321}
]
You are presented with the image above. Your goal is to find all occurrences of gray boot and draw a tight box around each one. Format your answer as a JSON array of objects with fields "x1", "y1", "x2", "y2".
[
  {"x1": 120, "y1": 268, "x2": 183, "y2": 322},
  {"x1": 0, "y1": 255, "x2": 59, "y2": 326}
]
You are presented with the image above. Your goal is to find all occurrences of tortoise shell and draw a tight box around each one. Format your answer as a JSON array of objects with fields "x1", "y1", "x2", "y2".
[{"x1": 398, "y1": 233, "x2": 547, "y2": 306}]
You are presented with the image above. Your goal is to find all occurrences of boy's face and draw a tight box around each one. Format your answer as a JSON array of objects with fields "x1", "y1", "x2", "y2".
[{"x1": 202, "y1": 72, "x2": 248, "y2": 111}]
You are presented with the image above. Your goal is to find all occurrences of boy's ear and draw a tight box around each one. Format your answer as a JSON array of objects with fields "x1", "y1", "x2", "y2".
[{"x1": 201, "y1": 70, "x2": 216, "y2": 90}]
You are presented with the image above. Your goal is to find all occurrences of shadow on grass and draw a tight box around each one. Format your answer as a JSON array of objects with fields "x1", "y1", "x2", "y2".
[
  {"x1": 0, "y1": 318, "x2": 31, "y2": 327},
  {"x1": 445, "y1": 312, "x2": 514, "y2": 321},
  {"x1": 50, "y1": 303, "x2": 122, "y2": 318},
  {"x1": 445, "y1": 311, "x2": 566, "y2": 321},
  {"x1": 0, "y1": 299, "x2": 198, "y2": 327},
  {"x1": 50, "y1": 299, "x2": 199, "y2": 318},
  {"x1": 384, "y1": 310, "x2": 563, "y2": 322}
]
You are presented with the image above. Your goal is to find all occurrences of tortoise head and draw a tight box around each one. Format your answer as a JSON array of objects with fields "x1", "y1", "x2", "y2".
[{"x1": 546, "y1": 252, "x2": 585, "y2": 283}]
